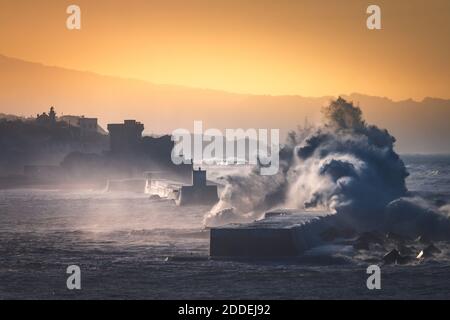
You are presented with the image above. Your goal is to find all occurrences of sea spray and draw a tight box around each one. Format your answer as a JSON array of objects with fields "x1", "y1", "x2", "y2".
[
  {"x1": 205, "y1": 98, "x2": 450, "y2": 239},
  {"x1": 287, "y1": 97, "x2": 408, "y2": 215}
]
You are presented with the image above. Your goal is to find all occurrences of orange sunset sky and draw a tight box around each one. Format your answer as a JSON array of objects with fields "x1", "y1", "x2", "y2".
[{"x1": 0, "y1": 0, "x2": 449, "y2": 101}]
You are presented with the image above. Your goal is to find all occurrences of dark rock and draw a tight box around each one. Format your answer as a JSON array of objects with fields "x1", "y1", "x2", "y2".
[
  {"x1": 397, "y1": 244, "x2": 413, "y2": 256},
  {"x1": 416, "y1": 250, "x2": 427, "y2": 259},
  {"x1": 425, "y1": 243, "x2": 442, "y2": 254},
  {"x1": 383, "y1": 249, "x2": 402, "y2": 264},
  {"x1": 417, "y1": 243, "x2": 441, "y2": 259},
  {"x1": 396, "y1": 255, "x2": 413, "y2": 265}
]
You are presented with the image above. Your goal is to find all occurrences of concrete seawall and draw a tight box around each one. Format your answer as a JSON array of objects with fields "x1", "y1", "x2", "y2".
[
  {"x1": 177, "y1": 185, "x2": 219, "y2": 206},
  {"x1": 210, "y1": 211, "x2": 334, "y2": 259}
]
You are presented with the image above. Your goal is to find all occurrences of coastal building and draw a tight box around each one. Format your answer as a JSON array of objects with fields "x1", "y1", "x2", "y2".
[
  {"x1": 78, "y1": 117, "x2": 98, "y2": 136},
  {"x1": 107, "y1": 120, "x2": 144, "y2": 154},
  {"x1": 36, "y1": 107, "x2": 57, "y2": 126}
]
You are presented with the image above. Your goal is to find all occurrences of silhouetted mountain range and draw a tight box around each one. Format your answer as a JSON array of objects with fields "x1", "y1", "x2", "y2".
[{"x1": 1, "y1": 54, "x2": 449, "y2": 153}]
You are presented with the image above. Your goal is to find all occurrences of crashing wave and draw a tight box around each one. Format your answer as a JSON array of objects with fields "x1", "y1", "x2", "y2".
[{"x1": 205, "y1": 98, "x2": 450, "y2": 240}]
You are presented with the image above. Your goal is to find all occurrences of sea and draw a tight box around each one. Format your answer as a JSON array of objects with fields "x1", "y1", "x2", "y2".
[{"x1": 0, "y1": 154, "x2": 449, "y2": 299}]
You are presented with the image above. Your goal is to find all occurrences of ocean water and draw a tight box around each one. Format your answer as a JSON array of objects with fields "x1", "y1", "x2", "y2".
[{"x1": 0, "y1": 155, "x2": 449, "y2": 299}]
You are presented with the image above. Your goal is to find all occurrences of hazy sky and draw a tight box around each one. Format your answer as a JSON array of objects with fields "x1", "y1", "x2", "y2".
[{"x1": 0, "y1": 0, "x2": 449, "y2": 100}]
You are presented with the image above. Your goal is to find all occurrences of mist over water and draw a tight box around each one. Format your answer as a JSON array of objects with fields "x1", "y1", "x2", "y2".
[
  {"x1": 1, "y1": 154, "x2": 450, "y2": 299},
  {"x1": 0, "y1": 99, "x2": 449, "y2": 299}
]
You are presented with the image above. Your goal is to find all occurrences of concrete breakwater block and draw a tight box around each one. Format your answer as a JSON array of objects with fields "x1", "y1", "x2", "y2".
[
  {"x1": 210, "y1": 211, "x2": 332, "y2": 258},
  {"x1": 177, "y1": 185, "x2": 219, "y2": 206},
  {"x1": 146, "y1": 168, "x2": 220, "y2": 206}
]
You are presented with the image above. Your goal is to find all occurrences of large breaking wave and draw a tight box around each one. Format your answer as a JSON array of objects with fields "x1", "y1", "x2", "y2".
[{"x1": 205, "y1": 98, "x2": 450, "y2": 239}]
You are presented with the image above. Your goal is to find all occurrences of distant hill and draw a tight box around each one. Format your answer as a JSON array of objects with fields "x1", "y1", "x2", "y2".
[{"x1": 1, "y1": 54, "x2": 449, "y2": 153}]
